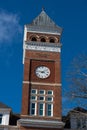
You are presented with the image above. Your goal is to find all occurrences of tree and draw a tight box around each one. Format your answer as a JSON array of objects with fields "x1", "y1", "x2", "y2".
[{"x1": 67, "y1": 53, "x2": 87, "y2": 100}]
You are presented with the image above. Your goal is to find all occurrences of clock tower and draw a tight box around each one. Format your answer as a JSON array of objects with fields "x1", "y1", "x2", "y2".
[{"x1": 18, "y1": 10, "x2": 64, "y2": 130}]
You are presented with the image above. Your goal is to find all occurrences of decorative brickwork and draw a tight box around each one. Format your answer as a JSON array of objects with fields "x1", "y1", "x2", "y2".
[{"x1": 20, "y1": 10, "x2": 64, "y2": 130}]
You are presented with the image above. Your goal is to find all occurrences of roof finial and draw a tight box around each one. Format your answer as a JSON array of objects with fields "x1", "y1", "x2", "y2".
[{"x1": 42, "y1": 7, "x2": 44, "y2": 11}]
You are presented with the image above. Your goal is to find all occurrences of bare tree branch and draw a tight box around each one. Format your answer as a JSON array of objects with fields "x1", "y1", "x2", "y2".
[
  {"x1": 72, "y1": 93, "x2": 87, "y2": 99},
  {"x1": 66, "y1": 53, "x2": 87, "y2": 106}
]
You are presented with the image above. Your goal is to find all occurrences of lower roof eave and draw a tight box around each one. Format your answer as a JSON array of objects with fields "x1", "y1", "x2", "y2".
[
  {"x1": 17, "y1": 119, "x2": 65, "y2": 128},
  {"x1": 0, "y1": 125, "x2": 19, "y2": 130}
]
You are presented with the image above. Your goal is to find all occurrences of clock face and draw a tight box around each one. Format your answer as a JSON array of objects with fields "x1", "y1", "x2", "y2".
[{"x1": 35, "y1": 66, "x2": 50, "y2": 79}]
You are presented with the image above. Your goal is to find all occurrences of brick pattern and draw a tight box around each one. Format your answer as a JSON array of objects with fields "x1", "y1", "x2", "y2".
[
  {"x1": 22, "y1": 83, "x2": 62, "y2": 119},
  {"x1": 22, "y1": 49, "x2": 62, "y2": 118},
  {"x1": 21, "y1": 30, "x2": 63, "y2": 130},
  {"x1": 23, "y1": 50, "x2": 61, "y2": 83},
  {"x1": 20, "y1": 126, "x2": 63, "y2": 130}
]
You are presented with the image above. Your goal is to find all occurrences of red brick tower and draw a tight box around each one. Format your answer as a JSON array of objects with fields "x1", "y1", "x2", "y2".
[{"x1": 18, "y1": 10, "x2": 64, "y2": 130}]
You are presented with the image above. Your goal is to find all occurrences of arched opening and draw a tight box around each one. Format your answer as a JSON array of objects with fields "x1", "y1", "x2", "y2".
[
  {"x1": 31, "y1": 37, "x2": 37, "y2": 41},
  {"x1": 41, "y1": 38, "x2": 46, "y2": 42},
  {"x1": 50, "y1": 38, "x2": 55, "y2": 43}
]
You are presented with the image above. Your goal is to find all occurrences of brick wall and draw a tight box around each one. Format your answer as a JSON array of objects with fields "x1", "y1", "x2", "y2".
[{"x1": 20, "y1": 126, "x2": 63, "y2": 130}]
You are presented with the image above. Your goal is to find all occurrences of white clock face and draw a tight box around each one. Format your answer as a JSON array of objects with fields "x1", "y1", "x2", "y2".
[{"x1": 35, "y1": 66, "x2": 50, "y2": 79}]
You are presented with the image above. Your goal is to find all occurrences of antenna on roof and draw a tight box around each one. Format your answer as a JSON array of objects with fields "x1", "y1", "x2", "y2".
[{"x1": 42, "y1": 7, "x2": 45, "y2": 11}]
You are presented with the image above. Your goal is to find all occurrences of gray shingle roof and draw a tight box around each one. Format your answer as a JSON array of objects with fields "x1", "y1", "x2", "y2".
[
  {"x1": 0, "y1": 102, "x2": 10, "y2": 109},
  {"x1": 26, "y1": 10, "x2": 62, "y2": 34},
  {"x1": 31, "y1": 10, "x2": 58, "y2": 27}
]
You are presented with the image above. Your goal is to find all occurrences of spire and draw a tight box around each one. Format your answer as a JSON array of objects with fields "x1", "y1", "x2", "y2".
[
  {"x1": 30, "y1": 10, "x2": 57, "y2": 27},
  {"x1": 26, "y1": 9, "x2": 62, "y2": 34},
  {"x1": 42, "y1": 7, "x2": 44, "y2": 11}
]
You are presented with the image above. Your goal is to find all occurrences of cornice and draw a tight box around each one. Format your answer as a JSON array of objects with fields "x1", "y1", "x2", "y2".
[
  {"x1": 24, "y1": 41, "x2": 61, "y2": 53},
  {"x1": 17, "y1": 119, "x2": 65, "y2": 128}
]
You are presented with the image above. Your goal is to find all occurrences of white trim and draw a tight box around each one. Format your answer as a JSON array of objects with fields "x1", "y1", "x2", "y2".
[
  {"x1": 24, "y1": 25, "x2": 27, "y2": 41},
  {"x1": 0, "y1": 109, "x2": 11, "y2": 125},
  {"x1": 26, "y1": 30, "x2": 61, "y2": 35},
  {"x1": 39, "y1": 96, "x2": 45, "y2": 101},
  {"x1": 23, "y1": 81, "x2": 29, "y2": 84},
  {"x1": 30, "y1": 102, "x2": 37, "y2": 116},
  {"x1": 0, "y1": 113, "x2": 10, "y2": 125},
  {"x1": 46, "y1": 103, "x2": 53, "y2": 117},
  {"x1": 39, "y1": 90, "x2": 45, "y2": 95},
  {"x1": 38, "y1": 103, "x2": 45, "y2": 116},
  {"x1": 31, "y1": 89, "x2": 37, "y2": 94},
  {"x1": 23, "y1": 47, "x2": 25, "y2": 64},
  {"x1": 31, "y1": 95, "x2": 37, "y2": 101},
  {"x1": 23, "y1": 81, "x2": 62, "y2": 86},
  {"x1": 17, "y1": 119, "x2": 65, "y2": 128},
  {"x1": 51, "y1": 104, "x2": 53, "y2": 116},
  {"x1": 47, "y1": 97, "x2": 53, "y2": 102},
  {"x1": 23, "y1": 26, "x2": 27, "y2": 64},
  {"x1": 47, "y1": 90, "x2": 53, "y2": 95},
  {"x1": 24, "y1": 44, "x2": 61, "y2": 53}
]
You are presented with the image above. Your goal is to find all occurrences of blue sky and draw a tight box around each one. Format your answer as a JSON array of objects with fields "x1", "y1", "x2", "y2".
[{"x1": 0, "y1": 0, "x2": 87, "y2": 115}]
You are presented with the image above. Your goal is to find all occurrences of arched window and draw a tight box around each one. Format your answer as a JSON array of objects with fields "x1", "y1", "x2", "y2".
[
  {"x1": 50, "y1": 38, "x2": 55, "y2": 43},
  {"x1": 31, "y1": 37, "x2": 37, "y2": 41},
  {"x1": 41, "y1": 38, "x2": 46, "y2": 42}
]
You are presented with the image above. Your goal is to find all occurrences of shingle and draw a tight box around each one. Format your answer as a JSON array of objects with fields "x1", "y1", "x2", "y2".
[
  {"x1": 26, "y1": 10, "x2": 62, "y2": 34},
  {"x1": 0, "y1": 102, "x2": 11, "y2": 109}
]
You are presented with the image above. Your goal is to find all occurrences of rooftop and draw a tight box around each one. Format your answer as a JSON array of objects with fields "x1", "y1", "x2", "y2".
[
  {"x1": 26, "y1": 10, "x2": 62, "y2": 34},
  {"x1": 0, "y1": 102, "x2": 11, "y2": 109}
]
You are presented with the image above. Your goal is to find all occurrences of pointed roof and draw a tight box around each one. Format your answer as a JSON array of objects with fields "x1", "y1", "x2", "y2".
[
  {"x1": 31, "y1": 10, "x2": 57, "y2": 27},
  {"x1": 26, "y1": 10, "x2": 62, "y2": 35},
  {"x1": 0, "y1": 102, "x2": 11, "y2": 109},
  {"x1": 72, "y1": 107, "x2": 87, "y2": 113}
]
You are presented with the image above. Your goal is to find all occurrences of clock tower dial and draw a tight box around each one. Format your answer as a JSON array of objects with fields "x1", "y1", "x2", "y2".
[{"x1": 35, "y1": 66, "x2": 50, "y2": 79}]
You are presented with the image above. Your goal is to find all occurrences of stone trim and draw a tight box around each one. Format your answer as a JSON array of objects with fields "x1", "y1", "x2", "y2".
[
  {"x1": 17, "y1": 119, "x2": 65, "y2": 128},
  {"x1": 24, "y1": 42, "x2": 61, "y2": 53},
  {"x1": 23, "y1": 81, "x2": 62, "y2": 86},
  {"x1": 27, "y1": 30, "x2": 61, "y2": 35}
]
